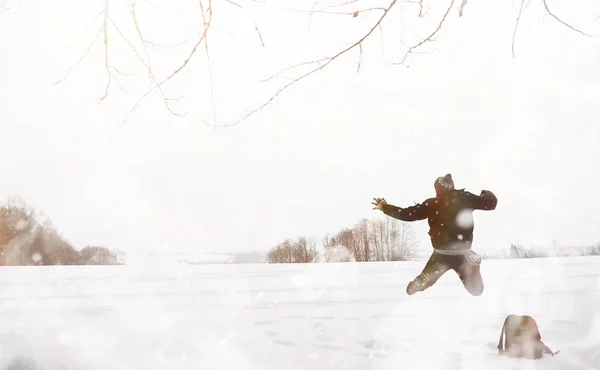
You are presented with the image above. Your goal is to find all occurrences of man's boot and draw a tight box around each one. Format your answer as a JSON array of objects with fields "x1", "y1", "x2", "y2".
[{"x1": 406, "y1": 272, "x2": 430, "y2": 295}]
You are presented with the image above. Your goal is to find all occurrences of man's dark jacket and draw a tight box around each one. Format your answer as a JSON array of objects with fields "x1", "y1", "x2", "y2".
[{"x1": 381, "y1": 189, "x2": 497, "y2": 251}]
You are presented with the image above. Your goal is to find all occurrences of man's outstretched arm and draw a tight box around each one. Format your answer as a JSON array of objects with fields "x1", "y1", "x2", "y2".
[
  {"x1": 463, "y1": 190, "x2": 498, "y2": 211},
  {"x1": 372, "y1": 198, "x2": 429, "y2": 221}
]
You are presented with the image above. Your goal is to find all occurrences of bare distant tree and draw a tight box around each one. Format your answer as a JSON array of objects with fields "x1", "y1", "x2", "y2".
[
  {"x1": 391, "y1": 220, "x2": 418, "y2": 261},
  {"x1": 45, "y1": 0, "x2": 597, "y2": 127},
  {"x1": 267, "y1": 239, "x2": 292, "y2": 263},
  {"x1": 0, "y1": 196, "x2": 124, "y2": 266},
  {"x1": 267, "y1": 236, "x2": 319, "y2": 263},
  {"x1": 321, "y1": 232, "x2": 335, "y2": 262},
  {"x1": 586, "y1": 241, "x2": 600, "y2": 256},
  {"x1": 321, "y1": 232, "x2": 356, "y2": 262},
  {"x1": 79, "y1": 245, "x2": 125, "y2": 264},
  {"x1": 0, "y1": 196, "x2": 37, "y2": 247},
  {"x1": 382, "y1": 217, "x2": 399, "y2": 261},
  {"x1": 295, "y1": 236, "x2": 319, "y2": 263},
  {"x1": 368, "y1": 217, "x2": 417, "y2": 261},
  {"x1": 369, "y1": 219, "x2": 386, "y2": 261},
  {"x1": 322, "y1": 217, "x2": 417, "y2": 262},
  {"x1": 354, "y1": 218, "x2": 372, "y2": 262},
  {"x1": 333, "y1": 227, "x2": 359, "y2": 260}
]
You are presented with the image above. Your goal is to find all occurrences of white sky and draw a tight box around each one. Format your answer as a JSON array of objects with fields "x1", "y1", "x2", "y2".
[{"x1": 0, "y1": 0, "x2": 599, "y2": 256}]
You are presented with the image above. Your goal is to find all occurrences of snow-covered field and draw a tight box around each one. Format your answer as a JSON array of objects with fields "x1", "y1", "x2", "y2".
[{"x1": 0, "y1": 256, "x2": 598, "y2": 370}]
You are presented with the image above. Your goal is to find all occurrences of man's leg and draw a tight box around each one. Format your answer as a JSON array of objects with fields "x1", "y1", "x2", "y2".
[
  {"x1": 455, "y1": 251, "x2": 484, "y2": 296},
  {"x1": 406, "y1": 252, "x2": 452, "y2": 295}
]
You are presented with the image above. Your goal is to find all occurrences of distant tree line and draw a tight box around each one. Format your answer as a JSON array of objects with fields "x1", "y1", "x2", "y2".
[
  {"x1": 267, "y1": 237, "x2": 319, "y2": 264},
  {"x1": 482, "y1": 241, "x2": 600, "y2": 260},
  {"x1": 0, "y1": 196, "x2": 124, "y2": 266},
  {"x1": 267, "y1": 217, "x2": 419, "y2": 264}
]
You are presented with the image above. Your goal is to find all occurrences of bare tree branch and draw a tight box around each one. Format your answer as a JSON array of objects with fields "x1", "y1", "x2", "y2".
[
  {"x1": 200, "y1": 0, "x2": 218, "y2": 125},
  {"x1": 512, "y1": 0, "x2": 527, "y2": 58},
  {"x1": 458, "y1": 0, "x2": 467, "y2": 17},
  {"x1": 55, "y1": 0, "x2": 231, "y2": 125},
  {"x1": 98, "y1": 0, "x2": 119, "y2": 102},
  {"x1": 130, "y1": 0, "x2": 188, "y2": 51},
  {"x1": 129, "y1": 0, "x2": 156, "y2": 77},
  {"x1": 377, "y1": 19, "x2": 386, "y2": 60},
  {"x1": 53, "y1": 27, "x2": 103, "y2": 85},
  {"x1": 395, "y1": 0, "x2": 455, "y2": 65},
  {"x1": 305, "y1": 0, "x2": 321, "y2": 31},
  {"x1": 119, "y1": 0, "x2": 214, "y2": 126},
  {"x1": 542, "y1": 0, "x2": 591, "y2": 37},
  {"x1": 356, "y1": 42, "x2": 364, "y2": 72},
  {"x1": 63, "y1": 10, "x2": 105, "y2": 48},
  {"x1": 286, "y1": 0, "x2": 419, "y2": 34},
  {"x1": 511, "y1": 0, "x2": 592, "y2": 58},
  {"x1": 53, "y1": 0, "x2": 129, "y2": 103},
  {"x1": 224, "y1": 0, "x2": 265, "y2": 46},
  {"x1": 207, "y1": 0, "x2": 399, "y2": 128},
  {"x1": 317, "y1": 0, "x2": 360, "y2": 12},
  {"x1": 52, "y1": 0, "x2": 598, "y2": 128},
  {"x1": 109, "y1": 18, "x2": 185, "y2": 115},
  {"x1": 281, "y1": 6, "x2": 387, "y2": 17}
]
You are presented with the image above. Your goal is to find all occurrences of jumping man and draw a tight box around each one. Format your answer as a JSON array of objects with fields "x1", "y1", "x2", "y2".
[{"x1": 371, "y1": 174, "x2": 497, "y2": 296}]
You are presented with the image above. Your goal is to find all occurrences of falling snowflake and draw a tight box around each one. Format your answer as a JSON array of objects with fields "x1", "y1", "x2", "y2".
[
  {"x1": 31, "y1": 253, "x2": 43, "y2": 264},
  {"x1": 455, "y1": 210, "x2": 474, "y2": 228}
]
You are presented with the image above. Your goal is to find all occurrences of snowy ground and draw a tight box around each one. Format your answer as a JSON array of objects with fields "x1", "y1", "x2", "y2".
[{"x1": 0, "y1": 256, "x2": 599, "y2": 370}]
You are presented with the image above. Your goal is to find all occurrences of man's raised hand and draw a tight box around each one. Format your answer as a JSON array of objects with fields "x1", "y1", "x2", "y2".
[{"x1": 371, "y1": 197, "x2": 387, "y2": 211}]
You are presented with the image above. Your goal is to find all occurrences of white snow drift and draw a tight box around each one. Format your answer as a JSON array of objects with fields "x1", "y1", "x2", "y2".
[{"x1": 0, "y1": 256, "x2": 598, "y2": 369}]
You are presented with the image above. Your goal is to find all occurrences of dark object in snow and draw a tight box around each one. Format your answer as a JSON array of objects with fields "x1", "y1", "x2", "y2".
[
  {"x1": 371, "y1": 173, "x2": 497, "y2": 296},
  {"x1": 497, "y1": 314, "x2": 559, "y2": 359}
]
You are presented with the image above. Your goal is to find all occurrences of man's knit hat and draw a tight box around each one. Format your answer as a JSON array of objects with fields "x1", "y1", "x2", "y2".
[{"x1": 434, "y1": 173, "x2": 455, "y2": 195}]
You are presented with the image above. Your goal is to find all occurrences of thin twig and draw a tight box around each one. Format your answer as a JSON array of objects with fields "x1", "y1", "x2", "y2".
[
  {"x1": 64, "y1": 9, "x2": 104, "y2": 48},
  {"x1": 306, "y1": 0, "x2": 321, "y2": 31},
  {"x1": 200, "y1": 0, "x2": 218, "y2": 125},
  {"x1": 98, "y1": 0, "x2": 113, "y2": 102},
  {"x1": 129, "y1": 1, "x2": 153, "y2": 76},
  {"x1": 224, "y1": 0, "x2": 265, "y2": 46},
  {"x1": 511, "y1": 0, "x2": 527, "y2": 58},
  {"x1": 396, "y1": 0, "x2": 455, "y2": 65},
  {"x1": 357, "y1": 43, "x2": 364, "y2": 72},
  {"x1": 317, "y1": 0, "x2": 360, "y2": 12},
  {"x1": 542, "y1": 0, "x2": 591, "y2": 37},
  {"x1": 131, "y1": 0, "x2": 188, "y2": 50},
  {"x1": 110, "y1": 18, "x2": 184, "y2": 116},
  {"x1": 143, "y1": 38, "x2": 190, "y2": 50},
  {"x1": 53, "y1": 0, "x2": 123, "y2": 103},
  {"x1": 378, "y1": 20, "x2": 386, "y2": 62},
  {"x1": 260, "y1": 58, "x2": 329, "y2": 82},
  {"x1": 53, "y1": 28, "x2": 103, "y2": 84},
  {"x1": 54, "y1": 0, "x2": 124, "y2": 103},
  {"x1": 126, "y1": 0, "x2": 185, "y2": 115},
  {"x1": 281, "y1": 7, "x2": 387, "y2": 16},
  {"x1": 458, "y1": 0, "x2": 467, "y2": 17}
]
